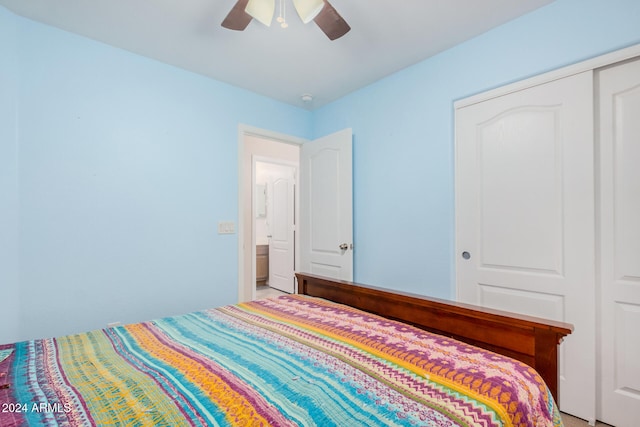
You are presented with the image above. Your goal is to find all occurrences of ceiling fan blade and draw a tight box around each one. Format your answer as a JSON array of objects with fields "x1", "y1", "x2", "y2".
[
  {"x1": 314, "y1": 0, "x2": 350, "y2": 40},
  {"x1": 221, "y1": 0, "x2": 252, "y2": 31}
]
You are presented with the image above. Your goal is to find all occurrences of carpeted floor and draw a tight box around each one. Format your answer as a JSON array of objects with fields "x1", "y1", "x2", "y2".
[{"x1": 561, "y1": 413, "x2": 611, "y2": 427}]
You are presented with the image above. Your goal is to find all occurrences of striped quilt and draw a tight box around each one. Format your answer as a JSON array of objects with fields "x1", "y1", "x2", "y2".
[{"x1": 0, "y1": 295, "x2": 563, "y2": 426}]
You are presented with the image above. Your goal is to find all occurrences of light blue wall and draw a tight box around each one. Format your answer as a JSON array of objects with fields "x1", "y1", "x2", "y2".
[
  {"x1": 0, "y1": 6, "x2": 21, "y2": 343},
  {"x1": 2, "y1": 9, "x2": 311, "y2": 343},
  {"x1": 312, "y1": 0, "x2": 640, "y2": 299},
  {"x1": 4, "y1": 0, "x2": 640, "y2": 343}
]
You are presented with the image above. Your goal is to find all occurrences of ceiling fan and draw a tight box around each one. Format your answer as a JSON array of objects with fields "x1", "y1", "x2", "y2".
[{"x1": 222, "y1": 0, "x2": 351, "y2": 41}]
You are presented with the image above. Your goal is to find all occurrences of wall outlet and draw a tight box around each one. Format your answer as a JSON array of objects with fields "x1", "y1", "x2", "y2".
[{"x1": 218, "y1": 221, "x2": 236, "y2": 234}]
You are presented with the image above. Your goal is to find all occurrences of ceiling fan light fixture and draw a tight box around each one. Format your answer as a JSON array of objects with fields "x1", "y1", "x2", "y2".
[
  {"x1": 223, "y1": 0, "x2": 349, "y2": 40},
  {"x1": 292, "y1": 0, "x2": 325, "y2": 24},
  {"x1": 245, "y1": 0, "x2": 275, "y2": 27}
]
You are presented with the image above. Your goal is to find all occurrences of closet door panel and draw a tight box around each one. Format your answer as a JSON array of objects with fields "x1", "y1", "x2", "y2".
[
  {"x1": 598, "y1": 57, "x2": 640, "y2": 427},
  {"x1": 455, "y1": 71, "x2": 595, "y2": 422},
  {"x1": 478, "y1": 108, "x2": 562, "y2": 273}
]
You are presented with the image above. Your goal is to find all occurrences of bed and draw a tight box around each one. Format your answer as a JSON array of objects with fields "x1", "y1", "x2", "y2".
[{"x1": 0, "y1": 273, "x2": 572, "y2": 426}]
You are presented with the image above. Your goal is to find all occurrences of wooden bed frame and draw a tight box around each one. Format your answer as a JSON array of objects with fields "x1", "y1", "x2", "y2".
[{"x1": 295, "y1": 273, "x2": 573, "y2": 404}]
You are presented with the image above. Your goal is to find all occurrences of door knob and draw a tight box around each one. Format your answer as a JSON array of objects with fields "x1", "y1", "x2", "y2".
[
  {"x1": 462, "y1": 251, "x2": 471, "y2": 260},
  {"x1": 339, "y1": 243, "x2": 349, "y2": 250}
]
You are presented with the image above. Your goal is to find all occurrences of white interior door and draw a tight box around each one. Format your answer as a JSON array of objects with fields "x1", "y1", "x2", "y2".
[
  {"x1": 300, "y1": 128, "x2": 353, "y2": 281},
  {"x1": 455, "y1": 72, "x2": 595, "y2": 422},
  {"x1": 597, "y1": 57, "x2": 640, "y2": 427},
  {"x1": 268, "y1": 165, "x2": 296, "y2": 293}
]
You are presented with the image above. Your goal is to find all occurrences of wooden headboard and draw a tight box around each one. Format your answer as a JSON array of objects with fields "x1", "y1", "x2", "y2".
[{"x1": 295, "y1": 272, "x2": 573, "y2": 404}]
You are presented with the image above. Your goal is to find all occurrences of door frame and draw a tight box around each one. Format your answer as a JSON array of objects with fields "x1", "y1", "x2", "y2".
[{"x1": 238, "y1": 124, "x2": 306, "y2": 302}]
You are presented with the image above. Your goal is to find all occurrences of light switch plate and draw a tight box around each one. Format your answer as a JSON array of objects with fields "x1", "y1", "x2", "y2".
[{"x1": 218, "y1": 221, "x2": 236, "y2": 234}]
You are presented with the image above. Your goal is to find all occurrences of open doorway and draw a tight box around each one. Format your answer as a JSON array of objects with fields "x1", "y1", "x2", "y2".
[
  {"x1": 255, "y1": 160, "x2": 297, "y2": 295},
  {"x1": 238, "y1": 126, "x2": 303, "y2": 302},
  {"x1": 238, "y1": 126, "x2": 353, "y2": 302}
]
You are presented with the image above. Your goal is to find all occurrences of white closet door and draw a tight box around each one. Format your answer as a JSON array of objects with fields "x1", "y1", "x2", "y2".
[
  {"x1": 598, "y1": 58, "x2": 640, "y2": 427},
  {"x1": 455, "y1": 72, "x2": 595, "y2": 422}
]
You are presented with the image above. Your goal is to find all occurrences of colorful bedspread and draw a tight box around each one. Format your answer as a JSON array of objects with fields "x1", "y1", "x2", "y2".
[{"x1": 0, "y1": 295, "x2": 563, "y2": 426}]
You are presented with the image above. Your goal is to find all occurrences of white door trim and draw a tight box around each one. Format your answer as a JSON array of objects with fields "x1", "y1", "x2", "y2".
[{"x1": 238, "y1": 124, "x2": 306, "y2": 302}]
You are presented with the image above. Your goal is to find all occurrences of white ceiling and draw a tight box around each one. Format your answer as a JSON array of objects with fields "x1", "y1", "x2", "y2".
[{"x1": 0, "y1": 0, "x2": 555, "y2": 109}]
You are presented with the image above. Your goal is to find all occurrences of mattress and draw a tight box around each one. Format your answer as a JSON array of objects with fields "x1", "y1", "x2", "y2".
[{"x1": 0, "y1": 295, "x2": 563, "y2": 426}]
